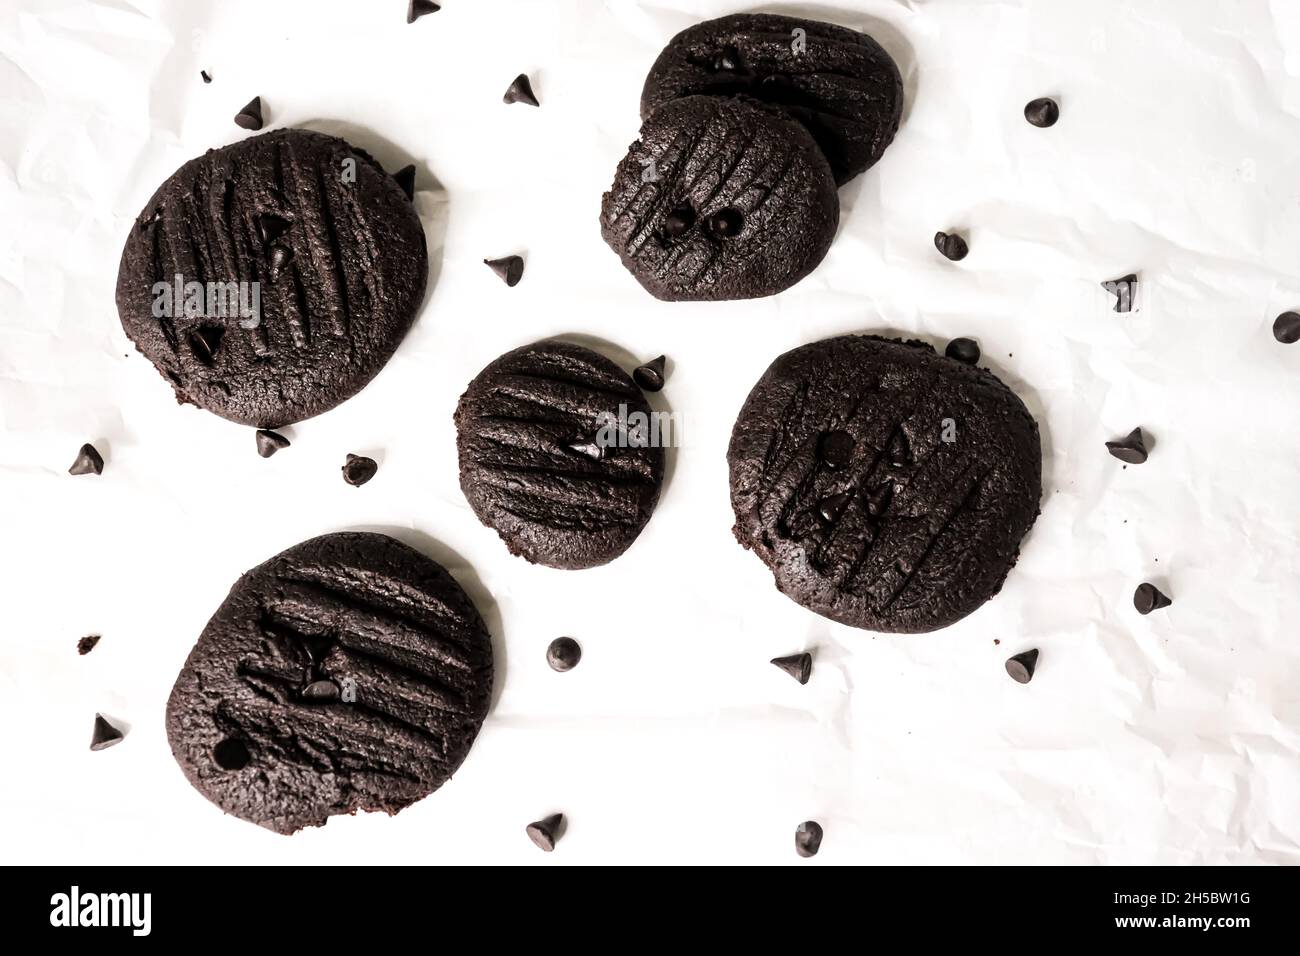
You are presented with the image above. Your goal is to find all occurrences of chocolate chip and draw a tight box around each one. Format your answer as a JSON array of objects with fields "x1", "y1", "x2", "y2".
[
  {"x1": 200, "y1": 70, "x2": 212, "y2": 84},
  {"x1": 266, "y1": 244, "x2": 293, "y2": 281},
  {"x1": 1133, "y1": 582, "x2": 1172, "y2": 615},
  {"x1": 407, "y1": 0, "x2": 440, "y2": 23},
  {"x1": 90, "y1": 714, "x2": 125, "y2": 751},
  {"x1": 213, "y1": 737, "x2": 250, "y2": 770},
  {"x1": 1273, "y1": 311, "x2": 1300, "y2": 344},
  {"x1": 234, "y1": 96, "x2": 264, "y2": 131},
  {"x1": 795, "y1": 821, "x2": 823, "y2": 858},
  {"x1": 818, "y1": 492, "x2": 851, "y2": 523},
  {"x1": 633, "y1": 356, "x2": 667, "y2": 392},
  {"x1": 255, "y1": 429, "x2": 290, "y2": 458},
  {"x1": 945, "y1": 337, "x2": 980, "y2": 365},
  {"x1": 567, "y1": 440, "x2": 605, "y2": 461},
  {"x1": 485, "y1": 255, "x2": 525, "y2": 287},
  {"x1": 188, "y1": 324, "x2": 224, "y2": 365},
  {"x1": 257, "y1": 213, "x2": 290, "y2": 244},
  {"x1": 1024, "y1": 97, "x2": 1060, "y2": 128},
  {"x1": 713, "y1": 47, "x2": 741, "y2": 72},
  {"x1": 1101, "y1": 274, "x2": 1138, "y2": 313},
  {"x1": 934, "y1": 231, "x2": 968, "y2": 261},
  {"x1": 526, "y1": 813, "x2": 564, "y2": 852},
  {"x1": 707, "y1": 208, "x2": 744, "y2": 238},
  {"x1": 664, "y1": 207, "x2": 695, "y2": 238},
  {"x1": 771, "y1": 652, "x2": 812, "y2": 685},
  {"x1": 68, "y1": 443, "x2": 104, "y2": 476},
  {"x1": 887, "y1": 429, "x2": 911, "y2": 469},
  {"x1": 301, "y1": 679, "x2": 340, "y2": 701},
  {"x1": 342, "y1": 454, "x2": 378, "y2": 487},
  {"x1": 1105, "y1": 427, "x2": 1148, "y2": 464},
  {"x1": 503, "y1": 74, "x2": 539, "y2": 107},
  {"x1": 546, "y1": 637, "x2": 582, "y2": 672},
  {"x1": 1005, "y1": 649, "x2": 1039, "y2": 684},
  {"x1": 392, "y1": 164, "x2": 416, "y2": 201},
  {"x1": 77, "y1": 635, "x2": 101, "y2": 655},
  {"x1": 817, "y1": 430, "x2": 854, "y2": 470}
]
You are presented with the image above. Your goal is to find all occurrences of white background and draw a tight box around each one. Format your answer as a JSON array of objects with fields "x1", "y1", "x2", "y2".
[{"x1": 2, "y1": 0, "x2": 1299, "y2": 865}]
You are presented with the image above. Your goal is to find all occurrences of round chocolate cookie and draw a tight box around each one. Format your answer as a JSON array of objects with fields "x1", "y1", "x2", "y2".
[
  {"x1": 116, "y1": 129, "x2": 426, "y2": 428},
  {"x1": 455, "y1": 339, "x2": 664, "y2": 569},
  {"x1": 600, "y1": 95, "x2": 838, "y2": 302},
  {"x1": 640, "y1": 14, "x2": 904, "y2": 185},
  {"x1": 166, "y1": 532, "x2": 493, "y2": 834},
  {"x1": 728, "y1": 336, "x2": 1041, "y2": 633}
]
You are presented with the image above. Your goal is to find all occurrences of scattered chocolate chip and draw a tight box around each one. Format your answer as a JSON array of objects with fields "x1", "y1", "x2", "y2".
[
  {"x1": 818, "y1": 492, "x2": 851, "y2": 523},
  {"x1": 213, "y1": 737, "x2": 250, "y2": 770},
  {"x1": 1105, "y1": 427, "x2": 1148, "y2": 464},
  {"x1": 1005, "y1": 649, "x2": 1039, "y2": 684},
  {"x1": 1101, "y1": 274, "x2": 1138, "y2": 313},
  {"x1": 633, "y1": 356, "x2": 667, "y2": 392},
  {"x1": 266, "y1": 244, "x2": 293, "y2": 281},
  {"x1": 90, "y1": 714, "x2": 125, "y2": 751},
  {"x1": 713, "y1": 47, "x2": 740, "y2": 72},
  {"x1": 503, "y1": 74, "x2": 540, "y2": 107},
  {"x1": 568, "y1": 440, "x2": 605, "y2": 461},
  {"x1": 342, "y1": 453, "x2": 378, "y2": 487},
  {"x1": 234, "y1": 96, "x2": 264, "y2": 131},
  {"x1": 1273, "y1": 311, "x2": 1300, "y2": 344},
  {"x1": 200, "y1": 70, "x2": 212, "y2": 84},
  {"x1": 945, "y1": 337, "x2": 980, "y2": 365},
  {"x1": 887, "y1": 430, "x2": 911, "y2": 468},
  {"x1": 817, "y1": 430, "x2": 854, "y2": 470},
  {"x1": 795, "y1": 821, "x2": 823, "y2": 858},
  {"x1": 865, "y1": 483, "x2": 893, "y2": 517},
  {"x1": 68, "y1": 443, "x2": 104, "y2": 476},
  {"x1": 934, "y1": 231, "x2": 968, "y2": 261},
  {"x1": 407, "y1": 0, "x2": 440, "y2": 23},
  {"x1": 1133, "y1": 582, "x2": 1172, "y2": 615},
  {"x1": 526, "y1": 813, "x2": 564, "y2": 852},
  {"x1": 301, "y1": 679, "x2": 340, "y2": 701},
  {"x1": 485, "y1": 255, "x2": 525, "y2": 287},
  {"x1": 664, "y1": 206, "x2": 695, "y2": 237},
  {"x1": 546, "y1": 637, "x2": 582, "y2": 672},
  {"x1": 771, "y1": 652, "x2": 812, "y2": 685},
  {"x1": 188, "y1": 324, "x2": 224, "y2": 365},
  {"x1": 707, "y1": 207, "x2": 744, "y2": 238},
  {"x1": 257, "y1": 213, "x2": 290, "y2": 245},
  {"x1": 392, "y1": 164, "x2": 416, "y2": 201},
  {"x1": 1024, "y1": 97, "x2": 1060, "y2": 128},
  {"x1": 255, "y1": 429, "x2": 290, "y2": 458},
  {"x1": 77, "y1": 635, "x2": 101, "y2": 656}
]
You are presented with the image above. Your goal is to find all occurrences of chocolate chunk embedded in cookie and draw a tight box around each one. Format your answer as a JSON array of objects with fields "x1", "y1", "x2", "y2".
[
  {"x1": 455, "y1": 339, "x2": 664, "y2": 569},
  {"x1": 728, "y1": 336, "x2": 1041, "y2": 633},
  {"x1": 165, "y1": 532, "x2": 493, "y2": 834},
  {"x1": 640, "y1": 14, "x2": 903, "y2": 185},
  {"x1": 601, "y1": 95, "x2": 838, "y2": 302},
  {"x1": 116, "y1": 129, "x2": 427, "y2": 428}
]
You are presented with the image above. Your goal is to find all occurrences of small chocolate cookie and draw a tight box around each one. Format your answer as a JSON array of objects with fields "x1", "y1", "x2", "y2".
[
  {"x1": 166, "y1": 532, "x2": 493, "y2": 834},
  {"x1": 454, "y1": 339, "x2": 664, "y2": 569},
  {"x1": 601, "y1": 95, "x2": 838, "y2": 301},
  {"x1": 728, "y1": 336, "x2": 1041, "y2": 633},
  {"x1": 117, "y1": 129, "x2": 426, "y2": 428},
  {"x1": 640, "y1": 14, "x2": 903, "y2": 185}
]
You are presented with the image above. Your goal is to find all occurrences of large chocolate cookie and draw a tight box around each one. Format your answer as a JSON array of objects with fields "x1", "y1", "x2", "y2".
[
  {"x1": 640, "y1": 14, "x2": 904, "y2": 185},
  {"x1": 116, "y1": 129, "x2": 426, "y2": 428},
  {"x1": 600, "y1": 95, "x2": 838, "y2": 302},
  {"x1": 454, "y1": 339, "x2": 664, "y2": 569},
  {"x1": 166, "y1": 532, "x2": 493, "y2": 834},
  {"x1": 728, "y1": 336, "x2": 1041, "y2": 633}
]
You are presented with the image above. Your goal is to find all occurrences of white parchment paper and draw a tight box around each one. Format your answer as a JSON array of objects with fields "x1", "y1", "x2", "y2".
[{"x1": 2, "y1": 0, "x2": 1299, "y2": 864}]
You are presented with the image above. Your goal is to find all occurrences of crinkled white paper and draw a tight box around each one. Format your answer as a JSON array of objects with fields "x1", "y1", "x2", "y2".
[{"x1": 3, "y1": 0, "x2": 1300, "y2": 864}]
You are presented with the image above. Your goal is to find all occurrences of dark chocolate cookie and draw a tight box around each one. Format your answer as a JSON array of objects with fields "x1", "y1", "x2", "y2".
[
  {"x1": 728, "y1": 336, "x2": 1041, "y2": 633},
  {"x1": 116, "y1": 129, "x2": 426, "y2": 428},
  {"x1": 601, "y1": 95, "x2": 838, "y2": 302},
  {"x1": 640, "y1": 14, "x2": 903, "y2": 185},
  {"x1": 166, "y1": 532, "x2": 493, "y2": 834},
  {"x1": 454, "y1": 339, "x2": 664, "y2": 569}
]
